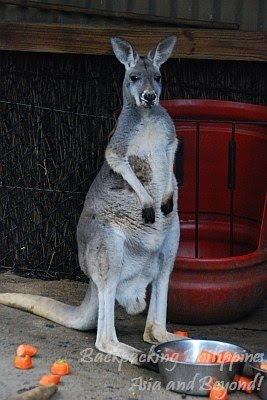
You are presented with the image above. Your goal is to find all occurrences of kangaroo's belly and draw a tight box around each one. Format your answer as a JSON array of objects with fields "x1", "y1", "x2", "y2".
[{"x1": 115, "y1": 245, "x2": 159, "y2": 315}]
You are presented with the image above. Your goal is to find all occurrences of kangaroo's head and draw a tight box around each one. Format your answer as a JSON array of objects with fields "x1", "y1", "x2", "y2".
[{"x1": 111, "y1": 36, "x2": 177, "y2": 108}]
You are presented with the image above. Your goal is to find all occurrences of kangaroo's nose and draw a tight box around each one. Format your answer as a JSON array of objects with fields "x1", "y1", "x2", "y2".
[{"x1": 143, "y1": 91, "x2": 156, "y2": 103}]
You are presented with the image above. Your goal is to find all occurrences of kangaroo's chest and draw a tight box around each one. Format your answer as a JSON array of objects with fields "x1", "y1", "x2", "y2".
[
  {"x1": 126, "y1": 120, "x2": 170, "y2": 192},
  {"x1": 127, "y1": 120, "x2": 168, "y2": 157}
]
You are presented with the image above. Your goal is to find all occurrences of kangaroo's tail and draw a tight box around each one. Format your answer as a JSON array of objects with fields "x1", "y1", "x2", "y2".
[{"x1": 0, "y1": 280, "x2": 98, "y2": 331}]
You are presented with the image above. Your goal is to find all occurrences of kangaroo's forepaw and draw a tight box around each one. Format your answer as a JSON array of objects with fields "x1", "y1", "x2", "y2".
[
  {"x1": 161, "y1": 196, "x2": 173, "y2": 216},
  {"x1": 142, "y1": 207, "x2": 155, "y2": 224}
]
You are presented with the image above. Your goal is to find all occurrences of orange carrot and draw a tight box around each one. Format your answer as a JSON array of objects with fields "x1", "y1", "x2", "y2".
[
  {"x1": 197, "y1": 350, "x2": 217, "y2": 364},
  {"x1": 230, "y1": 353, "x2": 244, "y2": 362},
  {"x1": 13, "y1": 355, "x2": 33, "y2": 369},
  {"x1": 216, "y1": 351, "x2": 233, "y2": 363},
  {"x1": 164, "y1": 351, "x2": 180, "y2": 361},
  {"x1": 233, "y1": 374, "x2": 240, "y2": 383},
  {"x1": 206, "y1": 376, "x2": 215, "y2": 391},
  {"x1": 260, "y1": 363, "x2": 267, "y2": 371},
  {"x1": 173, "y1": 330, "x2": 189, "y2": 337},
  {"x1": 39, "y1": 374, "x2": 61, "y2": 386},
  {"x1": 16, "y1": 344, "x2": 38, "y2": 357},
  {"x1": 50, "y1": 359, "x2": 70, "y2": 376},
  {"x1": 237, "y1": 376, "x2": 253, "y2": 394},
  {"x1": 209, "y1": 383, "x2": 228, "y2": 400}
]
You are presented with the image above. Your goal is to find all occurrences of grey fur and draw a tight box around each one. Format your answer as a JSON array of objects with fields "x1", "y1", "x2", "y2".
[{"x1": 0, "y1": 36, "x2": 188, "y2": 364}]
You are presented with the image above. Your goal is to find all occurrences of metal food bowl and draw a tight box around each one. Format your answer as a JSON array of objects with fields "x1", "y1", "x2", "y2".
[
  {"x1": 247, "y1": 350, "x2": 267, "y2": 399},
  {"x1": 154, "y1": 339, "x2": 248, "y2": 396}
]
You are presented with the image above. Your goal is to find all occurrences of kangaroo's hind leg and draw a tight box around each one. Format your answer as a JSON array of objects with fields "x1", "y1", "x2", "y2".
[
  {"x1": 96, "y1": 281, "x2": 143, "y2": 364},
  {"x1": 143, "y1": 216, "x2": 190, "y2": 344},
  {"x1": 82, "y1": 224, "x2": 143, "y2": 364}
]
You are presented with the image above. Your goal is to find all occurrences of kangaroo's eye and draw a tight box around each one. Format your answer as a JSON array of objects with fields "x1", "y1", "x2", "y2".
[
  {"x1": 155, "y1": 75, "x2": 161, "y2": 82},
  {"x1": 130, "y1": 75, "x2": 139, "y2": 82}
]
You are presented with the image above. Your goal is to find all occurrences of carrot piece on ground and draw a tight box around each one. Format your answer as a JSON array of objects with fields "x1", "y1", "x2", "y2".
[
  {"x1": 50, "y1": 359, "x2": 70, "y2": 376},
  {"x1": 173, "y1": 330, "x2": 189, "y2": 337},
  {"x1": 206, "y1": 376, "x2": 215, "y2": 391},
  {"x1": 209, "y1": 383, "x2": 228, "y2": 400},
  {"x1": 197, "y1": 350, "x2": 217, "y2": 364},
  {"x1": 237, "y1": 376, "x2": 254, "y2": 394},
  {"x1": 260, "y1": 363, "x2": 267, "y2": 371},
  {"x1": 39, "y1": 374, "x2": 61, "y2": 386},
  {"x1": 233, "y1": 374, "x2": 240, "y2": 383},
  {"x1": 13, "y1": 355, "x2": 33, "y2": 369},
  {"x1": 216, "y1": 351, "x2": 233, "y2": 363},
  {"x1": 16, "y1": 343, "x2": 38, "y2": 357}
]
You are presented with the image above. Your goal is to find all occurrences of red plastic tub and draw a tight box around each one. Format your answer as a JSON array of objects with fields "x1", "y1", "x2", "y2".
[{"x1": 161, "y1": 100, "x2": 267, "y2": 324}]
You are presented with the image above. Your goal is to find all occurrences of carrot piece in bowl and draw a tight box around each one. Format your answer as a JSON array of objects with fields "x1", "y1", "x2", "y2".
[
  {"x1": 230, "y1": 353, "x2": 244, "y2": 362},
  {"x1": 164, "y1": 351, "x2": 180, "y2": 361},
  {"x1": 13, "y1": 355, "x2": 33, "y2": 369},
  {"x1": 216, "y1": 351, "x2": 233, "y2": 364},
  {"x1": 17, "y1": 344, "x2": 37, "y2": 357},
  {"x1": 197, "y1": 350, "x2": 217, "y2": 364}
]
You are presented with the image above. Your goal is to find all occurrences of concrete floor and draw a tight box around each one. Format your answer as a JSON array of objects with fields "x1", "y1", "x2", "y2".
[{"x1": 0, "y1": 272, "x2": 266, "y2": 400}]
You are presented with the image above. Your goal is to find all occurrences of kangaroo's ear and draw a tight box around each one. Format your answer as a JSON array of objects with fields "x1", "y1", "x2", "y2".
[
  {"x1": 147, "y1": 36, "x2": 177, "y2": 68},
  {"x1": 111, "y1": 37, "x2": 139, "y2": 69}
]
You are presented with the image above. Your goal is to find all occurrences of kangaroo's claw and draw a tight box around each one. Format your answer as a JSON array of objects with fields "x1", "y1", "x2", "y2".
[
  {"x1": 161, "y1": 196, "x2": 173, "y2": 216},
  {"x1": 142, "y1": 207, "x2": 155, "y2": 223}
]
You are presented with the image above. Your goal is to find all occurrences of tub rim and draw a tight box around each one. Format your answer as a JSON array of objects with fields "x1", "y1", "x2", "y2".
[
  {"x1": 160, "y1": 99, "x2": 267, "y2": 122},
  {"x1": 175, "y1": 249, "x2": 267, "y2": 271}
]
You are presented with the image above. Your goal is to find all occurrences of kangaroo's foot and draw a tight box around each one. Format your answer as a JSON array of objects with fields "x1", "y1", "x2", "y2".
[
  {"x1": 143, "y1": 325, "x2": 190, "y2": 344},
  {"x1": 95, "y1": 340, "x2": 144, "y2": 365}
]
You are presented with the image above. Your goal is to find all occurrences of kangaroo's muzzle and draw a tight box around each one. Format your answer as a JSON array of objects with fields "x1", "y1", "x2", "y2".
[{"x1": 140, "y1": 91, "x2": 157, "y2": 107}]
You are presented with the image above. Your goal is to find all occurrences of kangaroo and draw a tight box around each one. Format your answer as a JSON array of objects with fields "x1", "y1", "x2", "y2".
[{"x1": 0, "y1": 36, "x2": 186, "y2": 364}]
